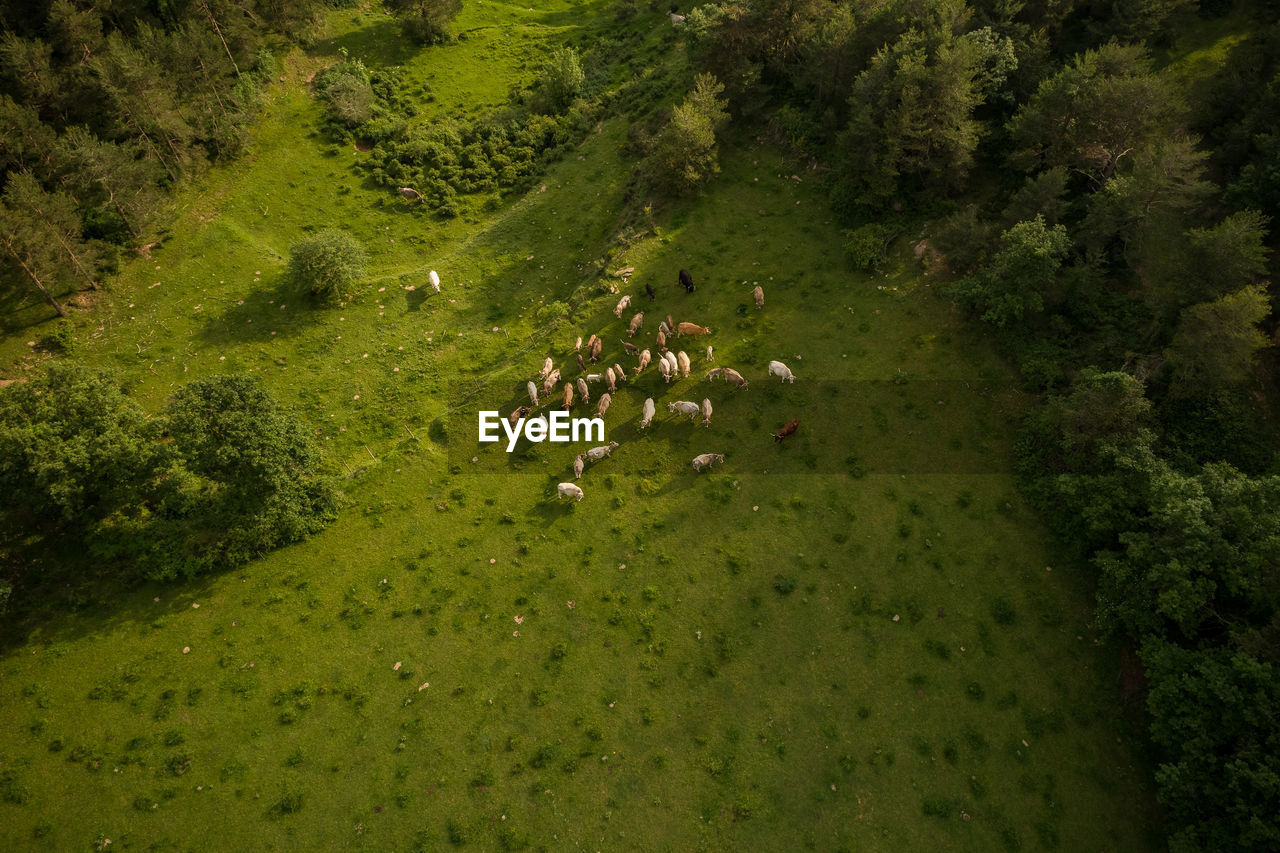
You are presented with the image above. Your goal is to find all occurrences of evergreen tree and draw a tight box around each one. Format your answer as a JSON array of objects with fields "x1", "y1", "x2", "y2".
[
  {"x1": 54, "y1": 126, "x2": 163, "y2": 238},
  {"x1": 1008, "y1": 42, "x2": 1177, "y2": 190},
  {"x1": 1165, "y1": 285, "x2": 1272, "y2": 397}
]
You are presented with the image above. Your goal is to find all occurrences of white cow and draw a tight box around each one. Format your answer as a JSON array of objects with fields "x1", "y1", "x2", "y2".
[
  {"x1": 576, "y1": 377, "x2": 589, "y2": 404},
  {"x1": 662, "y1": 351, "x2": 680, "y2": 381},
  {"x1": 692, "y1": 453, "x2": 724, "y2": 472},
  {"x1": 658, "y1": 356, "x2": 672, "y2": 383},
  {"x1": 573, "y1": 455, "x2": 585, "y2": 480},
  {"x1": 605, "y1": 367, "x2": 617, "y2": 392},
  {"x1": 557, "y1": 482, "x2": 584, "y2": 501},
  {"x1": 585, "y1": 441, "x2": 618, "y2": 461},
  {"x1": 575, "y1": 336, "x2": 583, "y2": 352},
  {"x1": 706, "y1": 345, "x2": 714, "y2": 362},
  {"x1": 677, "y1": 351, "x2": 691, "y2": 378},
  {"x1": 540, "y1": 356, "x2": 554, "y2": 379},
  {"x1": 526, "y1": 381, "x2": 538, "y2": 407},
  {"x1": 701, "y1": 398, "x2": 712, "y2": 427},
  {"x1": 585, "y1": 373, "x2": 603, "y2": 383},
  {"x1": 668, "y1": 400, "x2": 700, "y2": 420},
  {"x1": 614, "y1": 295, "x2": 631, "y2": 317},
  {"x1": 429, "y1": 270, "x2": 441, "y2": 293},
  {"x1": 542, "y1": 369, "x2": 561, "y2": 396},
  {"x1": 768, "y1": 360, "x2": 795, "y2": 383},
  {"x1": 640, "y1": 397, "x2": 656, "y2": 429}
]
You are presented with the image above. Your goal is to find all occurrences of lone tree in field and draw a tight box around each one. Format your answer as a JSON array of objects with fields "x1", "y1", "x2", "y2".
[
  {"x1": 288, "y1": 229, "x2": 367, "y2": 303},
  {"x1": 385, "y1": 0, "x2": 463, "y2": 45},
  {"x1": 644, "y1": 73, "x2": 729, "y2": 197},
  {"x1": 538, "y1": 47, "x2": 585, "y2": 113}
]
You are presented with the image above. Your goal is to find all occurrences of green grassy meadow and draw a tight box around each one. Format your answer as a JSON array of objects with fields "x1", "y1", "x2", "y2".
[{"x1": 0, "y1": 2, "x2": 1162, "y2": 849}]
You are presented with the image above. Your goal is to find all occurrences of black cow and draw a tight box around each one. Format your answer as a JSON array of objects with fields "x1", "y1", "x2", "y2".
[
  {"x1": 678, "y1": 268, "x2": 695, "y2": 293},
  {"x1": 644, "y1": 282, "x2": 656, "y2": 301}
]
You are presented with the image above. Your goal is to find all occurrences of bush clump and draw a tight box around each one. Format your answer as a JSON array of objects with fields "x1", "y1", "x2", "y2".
[{"x1": 288, "y1": 229, "x2": 367, "y2": 303}]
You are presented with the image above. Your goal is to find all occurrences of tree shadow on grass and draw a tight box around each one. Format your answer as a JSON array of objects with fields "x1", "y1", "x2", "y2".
[
  {"x1": 308, "y1": 18, "x2": 418, "y2": 66},
  {"x1": 196, "y1": 273, "x2": 315, "y2": 347},
  {"x1": 0, "y1": 535, "x2": 228, "y2": 654}
]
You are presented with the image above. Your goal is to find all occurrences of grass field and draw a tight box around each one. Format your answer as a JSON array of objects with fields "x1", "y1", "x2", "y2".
[{"x1": 0, "y1": 2, "x2": 1162, "y2": 850}]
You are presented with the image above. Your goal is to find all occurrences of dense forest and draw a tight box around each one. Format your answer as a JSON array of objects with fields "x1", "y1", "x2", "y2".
[{"x1": 2, "y1": 0, "x2": 1279, "y2": 849}]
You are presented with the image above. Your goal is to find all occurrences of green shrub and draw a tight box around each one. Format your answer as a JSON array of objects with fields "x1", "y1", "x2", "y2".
[
  {"x1": 288, "y1": 229, "x2": 367, "y2": 303},
  {"x1": 843, "y1": 223, "x2": 894, "y2": 271},
  {"x1": 316, "y1": 59, "x2": 374, "y2": 127},
  {"x1": 37, "y1": 320, "x2": 76, "y2": 354}
]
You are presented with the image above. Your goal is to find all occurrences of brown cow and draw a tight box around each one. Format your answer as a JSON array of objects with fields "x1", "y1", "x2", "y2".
[
  {"x1": 677, "y1": 322, "x2": 711, "y2": 337},
  {"x1": 590, "y1": 337, "x2": 603, "y2": 362},
  {"x1": 772, "y1": 419, "x2": 799, "y2": 443}
]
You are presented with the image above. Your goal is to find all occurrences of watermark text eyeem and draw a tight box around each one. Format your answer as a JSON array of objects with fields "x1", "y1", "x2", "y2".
[{"x1": 478, "y1": 410, "x2": 604, "y2": 452}]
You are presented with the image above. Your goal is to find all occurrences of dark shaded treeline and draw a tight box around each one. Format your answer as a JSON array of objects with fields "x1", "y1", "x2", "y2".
[
  {"x1": 665, "y1": 0, "x2": 1279, "y2": 849},
  {"x1": 0, "y1": 0, "x2": 325, "y2": 319}
]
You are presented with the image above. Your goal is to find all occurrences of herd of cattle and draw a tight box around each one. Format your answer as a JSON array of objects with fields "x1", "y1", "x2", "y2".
[{"x1": 495, "y1": 269, "x2": 799, "y2": 502}]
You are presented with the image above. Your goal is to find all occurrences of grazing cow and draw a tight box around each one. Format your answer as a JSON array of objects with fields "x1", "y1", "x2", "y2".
[
  {"x1": 557, "y1": 482, "x2": 584, "y2": 501},
  {"x1": 666, "y1": 314, "x2": 674, "y2": 332},
  {"x1": 659, "y1": 320, "x2": 672, "y2": 337},
  {"x1": 668, "y1": 400, "x2": 700, "y2": 419},
  {"x1": 658, "y1": 356, "x2": 673, "y2": 383},
  {"x1": 542, "y1": 369, "x2": 560, "y2": 396},
  {"x1": 614, "y1": 295, "x2": 631, "y2": 317},
  {"x1": 540, "y1": 356, "x2": 554, "y2": 379},
  {"x1": 429, "y1": 270, "x2": 441, "y2": 293},
  {"x1": 576, "y1": 353, "x2": 585, "y2": 371},
  {"x1": 605, "y1": 367, "x2": 617, "y2": 392},
  {"x1": 573, "y1": 455, "x2": 585, "y2": 480},
  {"x1": 645, "y1": 282, "x2": 655, "y2": 301},
  {"x1": 768, "y1": 360, "x2": 795, "y2": 383},
  {"x1": 640, "y1": 397, "x2": 656, "y2": 429},
  {"x1": 399, "y1": 187, "x2": 425, "y2": 203},
  {"x1": 635, "y1": 349, "x2": 651, "y2": 374},
  {"x1": 590, "y1": 337, "x2": 603, "y2": 363},
  {"x1": 679, "y1": 268, "x2": 695, "y2": 293},
  {"x1": 677, "y1": 351, "x2": 691, "y2": 378},
  {"x1": 773, "y1": 418, "x2": 799, "y2": 443},
  {"x1": 692, "y1": 453, "x2": 725, "y2": 472},
  {"x1": 662, "y1": 351, "x2": 679, "y2": 381},
  {"x1": 526, "y1": 381, "x2": 539, "y2": 407},
  {"x1": 752, "y1": 285, "x2": 764, "y2": 309},
  {"x1": 701, "y1": 398, "x2": 712, "y2": 426},
  {"x1": 587, "y1": 333, "x2": 599, "y2": 350},
  {"x1": 562, "y1": 382, "x2": 575, "y2": 409},
  {"x1": 612, "y1": 363, "x2": 627, "y2": 384},
  {"x1": 575, "y1": 336, "x2": 583, "y2": 352},
  {"x1": 508, "y1": 405, "x2": 530, "y2": 427},
  {"x1": 656, "y1": 329, "x2": 667, "y2": 352},
  {"x1": 706, "y1": 345, "x2": 714, "y2": 362},
  {"x1": 707, "y1": 367, "x2": 748, "y2": 388},
  {"x1": 576, "y1": 377, "x2": 589, "y2": 404},
  {"x1": 677, "y1": 322, "x2": 710, "y2": 337},
  {"x1": 585, "y1": 441, "x2": 618, "y2": 461},
  {"x1": 723, "y1": 368, "x2": 748, "y2": 389},
  {"x1": 628, "y1": 312, "x2": 644, "y2": 337},
  {"x1": 597, "y1": 393, "x2": 611, "y2": 417},
  {"x1": 620, "y1": 340, "x2": 638, "y2": 354},
  {"x1": 668, "y1": 10, "x2": 685, "y2": 24}
]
